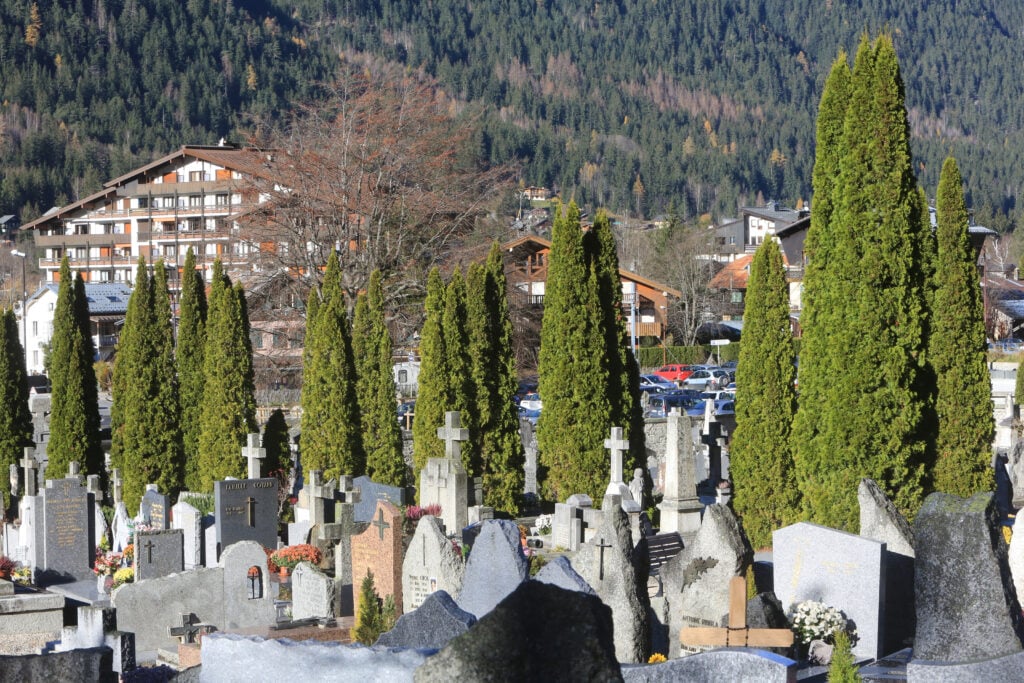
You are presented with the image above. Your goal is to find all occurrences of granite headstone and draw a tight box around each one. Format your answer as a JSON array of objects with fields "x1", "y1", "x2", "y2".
[
  {"x1": 140, "y1": 486, "x2": 170, "y2": 530},
  {"x1": 213, "y1": 478, "x2": 279, "y2": 561},
  {"x1": 376, "y1": 590, "x2": 476, "y2": 650},
  {"x1": 533, "y1": 555, "x2": 596, "y2": 595},
  {"x1": 36, "y1": 476, "x2": 94, "y2": 583},
  {"x1": 402, "y1": 515, "x2": 465, "y2": 613},
  {"x1": 135, "y1": 529, "x2": 184, "y2": 581},
  {"x1": 352, "y1": 475, "x2": 406, "y2": 524},
  {"x1": 351, "y1": 500, "x2": 404, "y2": 616},
  {"x1": 456, "y1": 519, "x2": 529, "y2": 619},
  {"x1": 291, "y1": 561, "x2": 335, "y2": 620},
  {"x1": 171, "y1": 501, "x2": 204, "y2": 570}
]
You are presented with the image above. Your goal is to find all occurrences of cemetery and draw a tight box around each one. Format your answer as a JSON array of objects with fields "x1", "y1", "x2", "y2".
[{"x1": 1, "y1": 403, "x2": 1023, "y2": 682}]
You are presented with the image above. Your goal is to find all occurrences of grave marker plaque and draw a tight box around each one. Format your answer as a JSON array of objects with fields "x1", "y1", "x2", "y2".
[
  {"x1": 37, "y1": 477, "x2": 94, "y2": 581},
  {"x1": 214, "y1": 478, "x2": 279, "y2": 560},
  {"x1": 351, "y1": 500, "x2": 403, "y2": 615},
  {"x1": 135, "y1": 529, "x2": 185, "y2": 581},
  {"x1": 140, "y1": 487, "x2": 170, "y2": 530}
]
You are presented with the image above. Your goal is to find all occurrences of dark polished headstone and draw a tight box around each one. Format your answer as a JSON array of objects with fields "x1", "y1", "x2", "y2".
[
  {"x1": 36, "y1": 477, "x2": 95, "y2": 584},
  {"x1": 135, "y1": 529, "x2": 185, "y2": 581},
  {"x1": 214, "y1": 478, "x2": 279, "y2": 558},
  {"x1": 140, "y1": 488, "x2": 170, "y2": 530}
]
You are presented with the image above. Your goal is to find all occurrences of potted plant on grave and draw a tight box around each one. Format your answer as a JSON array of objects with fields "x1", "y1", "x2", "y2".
[
  {"x1": 268, "y1": 544, "x2": 322, "y2": 576},
  {"x1": 93, "y1": 548, "x2": 123, "y2": 594},
  {"x1": 788, "y1": 599, "x2": 857, "y2": 665},
  {"x1": 0, "y1": 555, "x2": 15, "y2": 580},
  {"x1": 112, "y1": 567, "x2": 134, "y2": 589}
]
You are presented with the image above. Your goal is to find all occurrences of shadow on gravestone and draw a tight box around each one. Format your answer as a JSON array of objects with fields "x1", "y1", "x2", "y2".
[
  {"x1": 533, "y1": 556, "x2": 595, "y2": 596},
  {"x1": 414, "y1": 582, "x2": 621, "y2": 683},
  {"x1": 375, "y1": 590, "x2": 476, "y2": 650},
  {"x1": 912, "y1": 492, "x2": 1024, "y2": 663}
]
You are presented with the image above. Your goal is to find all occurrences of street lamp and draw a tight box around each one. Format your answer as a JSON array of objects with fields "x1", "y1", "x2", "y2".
[{"x1": 11, "y1": 250, "x2": 26, "y2": 365}]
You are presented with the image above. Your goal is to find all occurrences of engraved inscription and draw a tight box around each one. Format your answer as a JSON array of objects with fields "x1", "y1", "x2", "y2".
[{"x1": 406, "y1": 574, "x2": 438, "y2": 611}]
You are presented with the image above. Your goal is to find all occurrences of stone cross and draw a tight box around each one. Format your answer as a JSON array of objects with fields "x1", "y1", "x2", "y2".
[
  {"x1": 604, "y1": 427, "x2": 629, "y2": 485},
  {"x1": 67, "y1": 461, "x2": 82, "y2": 481},
  {"x1": 20, "y1": 448, "x2": 37, "y2": 497},
  {"x1": 680, "y1": 576, "x2": 795, "y2": 648},
  {"x1": 168, "y1": 613, "x2": 202, "y2": 644},
  {"x1": 112, "y1": 468, "x2": 123, "y2": 505},
  {"x1": 87, "y1": 474, "x2": 101, "y2": 497},
  {"x1": 243, "y1": 433, "x2": 266, "y2": 479},
  {"x1": 437, "y1": 411, "x2": 470, "y2": 461},
  {"x1": 372, "y1": 507, "x2": 391, "y2": 540},
  {"x1": 595, "y1": 536, "x2": 613, "y2": 581}
]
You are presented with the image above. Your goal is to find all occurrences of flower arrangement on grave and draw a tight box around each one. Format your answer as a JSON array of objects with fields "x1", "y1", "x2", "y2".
[
  {"x1": 122, "y1": 543, "x2": 134, "y2": 566},
  {"x1": 93, "y1": 549, "x2": 124, "y2": 577},
  {"x1": 647, "y1": 653, "x2": 667, "y2": 664},
  {"x1": 12, "y1": 565, "x2": 32, "y2": 584},
  {"x1": 404, "y1": 504, "x2": 442, "y2": 523},
  {"x1": 534, "y1": 513, "x2": 553, "y2": 536},
  {"x1": 112, "y1": 567, "x2": 134, "y2": 589},
  {"x1": 0, "y1": 555, "x2": 15, "y2": 578},
  {"x1": 269, "y1": 544, "x2": 322, "y2": 570},
  {"x1": 788, "y1": 600, "x2": 855, "y2": 646}
]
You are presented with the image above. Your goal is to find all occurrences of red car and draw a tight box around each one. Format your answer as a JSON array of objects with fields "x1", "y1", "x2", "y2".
[{"x1": 653, "y1": 364, "x2": 698, "y2": 384}]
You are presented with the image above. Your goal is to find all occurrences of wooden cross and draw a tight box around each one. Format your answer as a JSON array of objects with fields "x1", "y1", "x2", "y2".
[
  {"x1": 242, "y1": 433, "x2": 265, "y2": 479},
  {"x1": 603, "y1": 427, "x2": 629, "y2": 485},
  {"x1": 595, "y1": 536, "x2": 613, "y2": 581},
  {"x1": 168, "y1": 613, "x2": 202, "y2": 644},
  {"x1": 436, "y1": 411, "x2": 470, "y2": 461},
  {"x1": 680, "y1": 576, "x2": 795, "y2": 649},
  {"x1": 245, "y1": 496, "x2": 257, "y2": 527},
  {"x1": 20, "y1": 448, "x2": 37, "y2": 497},
  {"x1": 372, "y1": 507, "x2": 391, "y2": 540},
  {"x1": 144, "y1": 539, "x2": 155, "y2": 564}
]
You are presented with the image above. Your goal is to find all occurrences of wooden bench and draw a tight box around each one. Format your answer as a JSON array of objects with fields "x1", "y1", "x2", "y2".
[{"x1": 646, "y1": 532, "x2": 684, "y2": 571}]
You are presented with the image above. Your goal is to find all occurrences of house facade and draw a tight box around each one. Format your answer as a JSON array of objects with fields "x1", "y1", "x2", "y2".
[{"x1": 20, "y1": 143, "x2": 272, "y2": 289}]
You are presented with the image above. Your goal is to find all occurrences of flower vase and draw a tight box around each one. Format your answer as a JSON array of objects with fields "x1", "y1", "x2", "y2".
[
  {"x1": 97, "y1": 574, "x2": 112, "y2": 595},
  {"x1": 278, "y1": 566, "x2": 290, "y2": 579}
]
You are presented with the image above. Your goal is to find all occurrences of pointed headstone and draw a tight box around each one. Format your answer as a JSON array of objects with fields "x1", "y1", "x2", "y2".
[
  {"x1": 456, "y1": 520, "x2": 529, "y2": 619},
  {"x1": 533, "y1": 556, "x2": 595, "y2": 595},
  {"x1": 376, "y1": 591, "x2": 476, "y2": 650},
  {"x1": 403, "y1": 515, "x2": 465, "y2": 613}
]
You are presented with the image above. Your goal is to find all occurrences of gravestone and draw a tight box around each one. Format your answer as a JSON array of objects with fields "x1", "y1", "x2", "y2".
[
  {"x1": 171, "y1": 501, "x2": 204, "y2": 569},
  {"x1": 402, "y1": 515, "x2": 465, "y2": 613},
  {"x1": 420, "y1": 411, "x2": 471, "y2": 535},
  {"x1": 521, "y1": 419, "x2": 538, "y2": 495},
  {"x1": 109, "y1": 469, "x2": 131, "y2": 553},
  {"x1": 329, "y1": 497, "x2": 360, "y2": 617},
  {"x1": 456, "y1": 519, "x2": 529, "y2": 619},
  {"x1": 621, "y1": 648, "x2": 796, "y2": 682},
  {"x1": 36, "y1": 475, "x2": 94, "y2": 583},
  {"x1": 352, "y1": 475, "x2": 404, "y2": 524},
  {"x1": 773, "y1": 521, "x2": 885, "y2": 660},
  {"x1": 912, "y1": 492, "x2": 1024, "y2": 662},
  {"x1": 376, "y1": 590, "x2": 476, "y2": 650},
  {"x1": 135, "y1": 529, "x2": 184, "y2": 581},
  {"x1": 1010, "y1": 520, "x2": 1024, "y2": 606},
  {"x1": 213, "y1": 478, "x2": 279, "y2": 562},
  {"x1": 604, "y1": 427, "x2": 635, "y2": 504},
  {"x1": 16, "y1": 448, "x2": 39, "y2": 567},
  {"x1": 533, "y1": 555, "x2": 595, "y2": 595},
  {"x1": 657, "y1": 409, "x2": 702, "y2": 540},
  {"x1": 86, "y1": 475, "x2": 109, "y2": 549},
  {"x1": 858, "y1": 478, "x2": 916, "y2": 654},
  {"x1": 291, "y1": 561, "x2": 335, "y2": 620},
  {"x1": 242, "y1": 433, "x2": 266, "y2": 479},
  {"x1": 221, "y1": 540, "x2": 278, "y2": 630},
  {"x1": 661, "y1": 504, "x2": 752, "y2": 658},
  {"x1": 415, "y1": 582, "x2": 621, "y2": 682},
  {"x1": 351, "y1": 500, "x2": 403, "y2": 616},
  {"x1": 575, "y1": 503, "x2": 650, "y2": 663},
  {"x1": 552, "y1": 494, "x2": 593, "y2": 551},
  {"x1": 140, "y1": 485, "x2": 170, "y2": 530}
]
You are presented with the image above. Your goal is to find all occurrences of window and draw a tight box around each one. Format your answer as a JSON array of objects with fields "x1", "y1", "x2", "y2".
[
  {"x1": 250, "y1": 330, "x2": 264, "y2": 349},
  {"x1": 731, "y1": 291, "x2": 744, "y2": 303},
  {"x1": 189, "y1": 171, "x2": 205, "y2": 182},
  {"x1": 247, "y1": 566, "x2": 263, "y2": 599},
  {"x1": 272, "y1": 333, "x2": 286, "y2": 349},
  {"x1": 189, "y1": 195, "x2": 203, "y2": 207},
  {"x1": 32, "y1": 322, "x2": 38, "y2": 336},
  {"x1": 137, "y1": 197, "x2": 149, "y2": 209},
  {"x1": 215, "y1": 194, "x2": 229, "y2": 206},
  {"x1": 33, "y1": 351, "x2": 38, "y2": 366},
  {"x1": 398, "y1": 370, "x2": 408, "y2": 383}
]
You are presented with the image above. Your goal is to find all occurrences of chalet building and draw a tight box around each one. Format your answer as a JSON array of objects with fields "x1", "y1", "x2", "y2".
[
  {"x1": 20, "y1": 143, "x2": 272, "y2": 289},
  {"x1": 502, "y1": 234, "x2": 680, "y2": 346},
  {"x1": 711, "y1": 203, "x2": 810, "y2": 263}
]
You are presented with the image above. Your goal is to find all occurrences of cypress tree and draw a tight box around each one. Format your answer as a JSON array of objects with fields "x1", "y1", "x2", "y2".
[
  {"x1": 796, "y1": 35, "x2": 929, "y2": 528},
  {"x1": 537, "y1": 202, "x2": 612, "y2": 503},
  {"x1": 262, "y1": 408, "x2": 292, "y2": 480},
  {"x1": 198, "y1": 262, "x2": 257, "y2": 489},
  {"x1": 792, "y1": 51, "x2": 851, "y2": 502},
  {"x1": 353, "y1": 270, "x2": 405, "y2": 487},
  {"x1": 931, "y1": 157, "x2": 994, "y2": 496},
  {"x1": 48, "y1": 259, "x2": 102, "y2": 481},
  {"x1": 177, "y1": 248, "x2": 207, "y2": 491},
  {"x1": 148, "y1": 262, "x2": 185, "y2": 497},
  {"x1": 412, "y1": 268, "x2": 448, "y2": 497},
  {"x1": 0, "y1": 309, "x2": 32, "y2": 511},
  {"x1": 442, "y1": 269, "x2": 480, "y2": 475},
  {"x1": 584, "y1": 210, "x2": 646, "y2": 499},
  {"x1": 299, "y1": 251, "x2": 364, "y2": 481},
  {"x1": 730, "y1": 240, "x2": 799, "y2": 549},
  {"x1": 468, "y1": 244, "x2": 524, "y2": 514}
]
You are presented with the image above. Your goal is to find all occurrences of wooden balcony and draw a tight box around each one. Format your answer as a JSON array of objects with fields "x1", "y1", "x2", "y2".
[{"x1": 35, "y1": 233, "x2": 131, "y2": 247}]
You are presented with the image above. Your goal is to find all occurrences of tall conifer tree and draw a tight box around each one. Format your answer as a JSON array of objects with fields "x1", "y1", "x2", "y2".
[
  {"x1": 353, "y1": 270, "x2": 404, "y2": 486},
  {"x1": 468, "y1": 244, "x2": 524, "y2": 514},
  {"x1": 931, "y1": 157, "x2": 994, "y2": 496},
  {"x1": 198, "y1": 262, "x2": 257, "y2": 489},
  {"x1": 177, "y1": 248, "x2": 207, "y2": 491},
  {"x1": 299, "y1": 251, "x2": 364, "y2": 480},
  {"x1": 537, "y1": 202, "x2": 612, "y2": 503},
  {"x1": 412, "y1": 268, "x2": 448, "y2": 496},
  {"x1": 148, "y1": 262, "x2": 185, "y2": 496},
  {"x1": 730, "y1": 240, "x2": 799, "y2": 549},
  {"x1": 48, "y1": 259, "x2": 103, "y2": 481},
  {"x1": 0, "y1": 309, "x2": 32, "y2": 510},
  {"x1": 442, "y1": 269, "x2": 479, "y2": 475}
]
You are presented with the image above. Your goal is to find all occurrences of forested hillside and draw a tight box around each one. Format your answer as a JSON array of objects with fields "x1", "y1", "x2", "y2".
[{"x1": 3, "y1": 0, "x2": 1024, "y2": 230}]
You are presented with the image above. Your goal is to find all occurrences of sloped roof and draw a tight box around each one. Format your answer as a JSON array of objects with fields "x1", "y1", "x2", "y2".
[
  {"x1": 708, "y1": 255, "x2": 753, "y2": 290},
  {"x1": 27, "y1": 283, "x2": 132, "y2": 314}
]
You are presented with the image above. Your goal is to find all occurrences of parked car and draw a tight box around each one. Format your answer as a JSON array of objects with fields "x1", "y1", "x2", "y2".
[
  {"x1": 701, "y1": 390, "x2": 736, "y2": 402},
  {"x1": 518, "y1": 392, "x2": 542, "y2": 412},
  {"x1": 685, "y1": 399, "x2": 735, "y2": 417},
  {"x1": 640, "y1": 374, "x2": 677, "y2": 393},
  {"x1": 644, "y1": 393, "x2": 700, "y2": 418},
  {"x1": 652, "y1": 364, "x2": 699, "y2": 384},
  {"x1": 683, "y1": 368, "x2": 732, "y2": 390}
]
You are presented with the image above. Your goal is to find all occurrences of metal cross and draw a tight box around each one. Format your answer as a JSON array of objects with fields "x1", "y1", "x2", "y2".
[
  {"x1": 595, "y1": 537, "x2": 613, "y2": 581},
  {"x1": 242, "y1": 433, "x2": 266, "y2": 479},
  {"x1": 144, "y1": 539, "x2": 155, "y2": 564},
  {"x1": 436, "y1": 411, "x2": 470, "y2": 461},
  {"x1": 168, "y1": 613, "x2": 202, "y2": 644},
  {"x1": 604, "y1": 427, "x2": 629, "y2": 485},
  {"x1": 372, "y1": 507, "x2": 391, "y2": 540},
  {"x1": 246, "y1": 496, "x2": 257, "y2": 527},
  {"x1": 20, "y1": 448, "x2": 37, "y2": 497}
]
